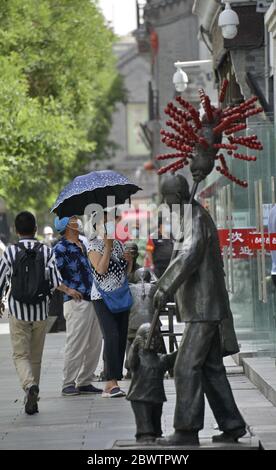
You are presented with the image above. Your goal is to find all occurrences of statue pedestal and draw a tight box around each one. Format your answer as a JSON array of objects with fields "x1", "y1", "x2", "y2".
[{"x1": 111, "y1": 436, "x2": 260, "y2": 450}]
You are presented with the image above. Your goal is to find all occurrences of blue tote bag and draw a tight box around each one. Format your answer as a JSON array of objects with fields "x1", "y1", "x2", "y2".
[
  {"x1": 94, "y1": 276, "x2": 133, "y2": 314},
  {"x1": 93, "y1": 257, "x2": 133, "y2": 313}
]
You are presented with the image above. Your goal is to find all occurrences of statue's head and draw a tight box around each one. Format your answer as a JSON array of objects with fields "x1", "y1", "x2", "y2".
[
  {"x1": 136, "y1": 323, "x2": 161, "y2": 351},
  {"x1": 161, "y1": 174, "x2": 190, "y2": 207},
  {"x1": 190, "y1": 112, "x2": 222, "y2": 183},
  {"x1": 190, "y1": 147, "x2": 215, "y2": 183},
  {"x1": 134, "y1": 267, "x2": 152, "y2": 283}
]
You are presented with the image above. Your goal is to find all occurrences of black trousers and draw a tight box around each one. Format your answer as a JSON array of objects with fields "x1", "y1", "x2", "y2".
[
  {"x1": 131, "y1": 401, "x2": 163, "y2": 440},
  {"x1": 93, "y1": 299, "x2": 129, "y2": 381},
  {"x1": 174, "y1": 322, "x2": 246, "y2": 433}
]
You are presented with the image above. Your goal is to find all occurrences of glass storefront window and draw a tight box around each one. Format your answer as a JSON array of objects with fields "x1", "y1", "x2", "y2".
[{"x1": 198, "y1": 119, "x2": 276, "y2": 359}]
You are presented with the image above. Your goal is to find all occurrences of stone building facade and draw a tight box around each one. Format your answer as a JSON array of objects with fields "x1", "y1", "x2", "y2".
[
  {"x1": 193, "y1": 0, "x2": 276, "y2": 359},
  {"x1": 135, "y1": 0, "x2": 213, "y2": 193},
  {"x1": 92, "y1": 34, "x2": 156, "y2": 203}
]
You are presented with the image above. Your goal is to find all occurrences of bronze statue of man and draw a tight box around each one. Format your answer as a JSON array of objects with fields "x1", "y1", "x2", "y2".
[{"x1": 153, "y1": 174, "x2": 246, "y2": 446}]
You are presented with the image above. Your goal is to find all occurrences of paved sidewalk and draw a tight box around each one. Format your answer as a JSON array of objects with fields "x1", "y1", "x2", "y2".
[{"x1": 0, "y1": 323, "x2": 276, "y2": 450}]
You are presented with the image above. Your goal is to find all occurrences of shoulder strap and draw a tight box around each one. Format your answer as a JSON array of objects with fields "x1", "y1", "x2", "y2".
[
  {"x1": 16, "y1": 242, "x2": 27, "y2": 251},
  {"x1": 15, "y1": 242, "x2": 44, "y2": 259},
  {"x1": 33, "y1": 242, "x2": 43, "y2": 252},
  {"x1": 16, "y1": 241, "x2": 42, "y2": 249}
]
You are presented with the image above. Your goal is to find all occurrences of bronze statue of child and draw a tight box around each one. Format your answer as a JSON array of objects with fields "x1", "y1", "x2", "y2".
[{"x1": 126, "y1": 323, "x2": 177, "y2": 443}]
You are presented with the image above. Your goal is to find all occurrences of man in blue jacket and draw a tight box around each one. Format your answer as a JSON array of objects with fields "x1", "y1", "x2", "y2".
[{"x1": 54, "y1": 216, "x2": 102, "y2": 396}]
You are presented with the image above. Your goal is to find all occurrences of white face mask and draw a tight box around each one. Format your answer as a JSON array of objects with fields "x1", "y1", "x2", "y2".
[
  {"x1": 105, "y1": 221, "x2": 115, "y2": 237},
  {"x1": 77, "y1": 220, "x2": 83, "y2": 233}
]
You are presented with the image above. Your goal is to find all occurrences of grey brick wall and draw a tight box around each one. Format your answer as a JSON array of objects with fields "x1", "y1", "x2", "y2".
[
  {"x1": 145, "y1": 0, "x2": 200, "y2": 188},
  {"x1": 230, "y1": 48, "x2": 266, "y2": 100},
  {"x1": 92, "y1": 36, "x2": 157, "y2": 201}
]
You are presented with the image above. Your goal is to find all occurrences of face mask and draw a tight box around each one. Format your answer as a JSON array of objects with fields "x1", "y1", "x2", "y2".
[
  {"x1": 77, "y1": 220, "x2": 83, "y2": 233},
  {"x1": 105, "y1": 221, "x2": 115, "y2": 237}
]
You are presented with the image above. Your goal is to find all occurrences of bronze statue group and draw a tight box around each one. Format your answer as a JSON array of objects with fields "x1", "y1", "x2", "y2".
[
  {"x1": 127, "y1": 175, "x2": 246, "y2": 446},
  {"x1": 126, "y1": 81, "x2": 265, "y2": 446}
]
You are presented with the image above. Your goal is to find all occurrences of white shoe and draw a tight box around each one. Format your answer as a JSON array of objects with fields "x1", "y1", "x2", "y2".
[{"x1": 101, "y1": 387, "x2": 126, "y2": 398}]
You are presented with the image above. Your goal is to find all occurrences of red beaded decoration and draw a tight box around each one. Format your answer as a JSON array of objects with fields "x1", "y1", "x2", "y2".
[
  {"x1": 219, "y1": 79, "x2": 229, "y2": 103},
  {"x1": 156, "y1": 80, "x2": 263, "y2": 187}
]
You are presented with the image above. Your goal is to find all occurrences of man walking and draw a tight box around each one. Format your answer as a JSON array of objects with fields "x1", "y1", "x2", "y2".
[
  {"x1": 54, "y1": 216, "x2": 103, "y2": 396},
  {"x1": 0, "y1": 211, "x2": 81, "y2": 415}
]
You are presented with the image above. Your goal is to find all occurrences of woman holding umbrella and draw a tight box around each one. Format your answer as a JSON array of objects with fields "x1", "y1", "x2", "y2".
[
  {"x1": 51, "y1": 170, "x2": 141, "y2": 397},
  {"x1": 88, "y1": 211, "x2": 134, "y2": 397}
]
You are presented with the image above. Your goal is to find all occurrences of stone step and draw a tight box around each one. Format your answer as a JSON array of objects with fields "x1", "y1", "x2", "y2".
[
  {"x1": 242, "y1": 357, "x2": 276, "y2": 407},
  {"x1": 225, "y1": 366, "x2": 244, "y2": 375}
]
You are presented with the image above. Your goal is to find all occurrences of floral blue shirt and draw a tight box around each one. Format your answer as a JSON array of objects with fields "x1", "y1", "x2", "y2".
[{"x1": 54, "y1": 237, "x2": 94, "y2": 302}]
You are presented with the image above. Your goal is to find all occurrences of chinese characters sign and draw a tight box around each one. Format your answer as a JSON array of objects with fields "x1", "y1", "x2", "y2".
[{"x1": 218, "y1": 228, "x2": 276, "y2": 258}]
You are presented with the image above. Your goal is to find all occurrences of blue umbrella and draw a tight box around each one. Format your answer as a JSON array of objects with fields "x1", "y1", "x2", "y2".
[{"x1": 51, "y1": 170, "x2": 142, "y2": 217}]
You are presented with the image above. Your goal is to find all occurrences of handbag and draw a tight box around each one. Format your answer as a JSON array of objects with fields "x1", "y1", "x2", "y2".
[
  {"x1": 94, "y1": 257, "x2": 133, "y2": 313},
  {"x1": 94, "y1": 276, "x2": 133, "y2": 313}
]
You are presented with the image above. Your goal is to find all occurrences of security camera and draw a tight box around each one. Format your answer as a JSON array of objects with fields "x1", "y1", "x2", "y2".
[
  {"x1": 218, "y1": 1, "x2": 239, "y2": 40},
  {"x1": 256, "y1": 1, "x2": 273, "y2": 13},
  {"x1": 173, "y1": 65, "x2": 188, "y2": 93}
]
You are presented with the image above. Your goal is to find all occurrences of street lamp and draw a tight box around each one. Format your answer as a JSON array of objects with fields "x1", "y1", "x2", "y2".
[{"x1": 218, "y1": 1, "x2": 239, "y2": 40}]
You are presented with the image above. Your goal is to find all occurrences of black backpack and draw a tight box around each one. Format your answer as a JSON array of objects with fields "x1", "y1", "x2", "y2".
[{"x1": 11, "y1": 243, "x2": 51, "y2": 305}]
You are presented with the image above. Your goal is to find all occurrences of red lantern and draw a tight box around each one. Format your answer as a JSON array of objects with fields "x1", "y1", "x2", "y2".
[{"x1": 150, "y1": 30, "x2": 159, "y2": 55}]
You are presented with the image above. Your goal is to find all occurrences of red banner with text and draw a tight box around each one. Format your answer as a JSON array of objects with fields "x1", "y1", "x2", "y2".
[{"x1": 218, "y1": 229, "x2": 276, "y2": 258}]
